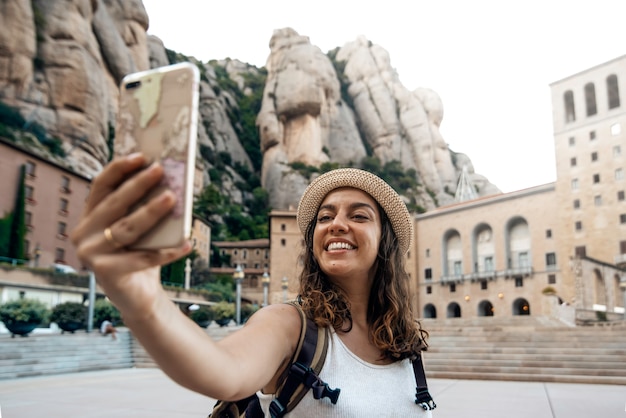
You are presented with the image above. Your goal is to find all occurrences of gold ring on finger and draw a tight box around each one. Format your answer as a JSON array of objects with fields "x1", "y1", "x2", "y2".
[{"x1": 103, "y1": 227, "x2": 124, "y2": 249}]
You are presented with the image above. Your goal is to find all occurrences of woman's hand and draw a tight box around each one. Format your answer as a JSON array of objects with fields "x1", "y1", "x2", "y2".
[{"x1": 70, "y1": 153, "x2": 191, "y2": 317}]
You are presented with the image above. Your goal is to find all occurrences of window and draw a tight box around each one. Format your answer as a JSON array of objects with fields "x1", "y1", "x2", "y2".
[
  {"x1": 575, "y1": 221, "x2": 583, "y2": 231},
  {"x1": 61, "y1": 176, "x2": 71, "y2": 193},
  {"x1": 425, "y1": 268, "x2": 432, "y2": 280},
  {"x1": 426, "y1": 286, "x2": 432, "y2": 294},
  {"x1": 585, "y1": 83, "x2": 597, "y2": 116},
  {"x1": 281, "y1": 224, "x2": 286, "y2": 232},
  {"x1": 25, "y1": 211, "x2": 32, "y2": 227},
  {"x1": 242, "y1": 250, "x2": 247, "y2": 259},
  {"x1": 55, "y1": 248, "x2": 65, "y2": 263},
  {"x1": 611, "y1": 123, "x2": 622, "y2": 136},
  {"x1": 568, "y1": 136, "x2": 575, "y2": 146},
  {"x1": 618, "y1": 191, "x2": 625, "y2": 201},
  {"x1": 564, "y1": 90, "x2": 576, "y2": 122},
  {"x1": 593, "y1": 174, "x2": 600, "y2": 184},
  {"x1": 620, "y1": 241, "x2": 626, "y2": 255},
  {"x1": 484, "y1": 256, "x2": 494, "y2": 272},
  {"x1": 594, "y1": 195, "x2": 602, "y2": 206},
  {"x1": 575, "y1": 246, "x2": 587, "y2": 257},
  {"x1": 570, "y1": 157, "x2": 577, "y2": 167},
  {"x1": 573, "y1": 199, "x2": 580, "y2": 209},
  {"x1": 548, "y1": 274, "x2": 556, "y2": 284},
  {"x1": 616, "y1": 168, "x2": 624, "y2": 181},
  {"x1": 453, "y1": 261, "x2": 462, "y2": 276},
  {"x1": 614, "y1": 145, "x2": 622, "y2": 157},
  {"x1": 620, "y1": 214, "x2": 626, "y2": 224},
  {"x1": 518, "y1": 252, "x2": 529, "y2": 268},
  {"x1": 280, "y1": 239, "x2": 286, "y2": 246},
  {"x1": 450, "y1": 283, "x2": 456, "y2": 293},
  {"x1": 480, "y1": 281, "x2": 488, "y2": 290},
  {"x1": 589, "y1": 130, "x2": 596, "y2": 140},
  {"x1": 546, "y1": 252, "x2": 557, "y2": 268},
  {"x1": 425, "y1": 249, "x2": 430, "y2": 257},
  {"x1": 515, "y1": 277, "x2": 524, "y2": 287},
  {"x1": 25, "y1": 185, "x2": 35, "y2": 204},
  {"x1": 546, "y1": 229, "x2": 552, "y2": 238},
  {"x1": 57, "y1": 222, "x2": 67, "y2": 236},
  {"x1": 591, "y1": 152, "x2": 598, "y2": 162},
  {"x1": 571, "y1": 179, "x2": 579, "y2": 190},
  {"x1": 25, "y1": 161, "x2": 36, "y2": 177},
  {"x1": 607, "y1": 74, "x2": 620, "y2": 109},
  {"x1": 59, "y1": 198, "x2": 68, "y2": 213}
]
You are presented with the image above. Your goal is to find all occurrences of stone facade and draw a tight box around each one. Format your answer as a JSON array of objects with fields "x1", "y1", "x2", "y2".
[{"x1": 0, "y1": 139, "x2": 91, "y2": 270}]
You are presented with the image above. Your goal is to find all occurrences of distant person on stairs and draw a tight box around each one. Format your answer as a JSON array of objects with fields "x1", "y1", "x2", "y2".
[{"x1": 100, "y1": 318, "x2": 117, "y2": 341}]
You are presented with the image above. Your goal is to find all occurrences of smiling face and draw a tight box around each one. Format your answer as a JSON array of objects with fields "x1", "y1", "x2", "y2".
[{"x1": 312, "y1": 187, "x2": 382, "y2": 283}]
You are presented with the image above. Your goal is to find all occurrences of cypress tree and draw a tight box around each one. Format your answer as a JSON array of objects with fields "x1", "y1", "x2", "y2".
[{"x1": 9, "y1": 165, "x2": 26, "y2": 260}]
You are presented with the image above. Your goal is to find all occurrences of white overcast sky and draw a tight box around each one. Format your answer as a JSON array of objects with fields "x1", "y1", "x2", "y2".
[{"x1": 141, "y1": 0, "x2": 626, "y2": 193}]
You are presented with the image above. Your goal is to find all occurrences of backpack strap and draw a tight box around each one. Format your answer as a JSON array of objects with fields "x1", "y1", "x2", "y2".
[
  {"x1": 268, "y1": 301, "x2": 340, "y2": 418},
  {"x1": 413, "y1": 353, "x2": 436, "y2": 411}
]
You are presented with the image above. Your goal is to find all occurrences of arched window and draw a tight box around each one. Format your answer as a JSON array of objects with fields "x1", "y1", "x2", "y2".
[
  {"x1": 607, "y1": 74, "x2": 620, "y2": 109},
  {"x1": 446, "y1": 302, "x2": 461, "y2": 318},
  {"x1": 564, "y1": 90, "x2": 576, "y2": 122},
  {"x1": 585, "y1": 82, "x2": 597, "y2": 116},
  {"x1": 478, "y1": 300, "x2": 494, "y2": 317},
  {"x1": 512, "y1": 298, "x2": 530, "y2": 315},
  {"x1": 423, "y1": 304, "x2": 437, "y2": 319}
]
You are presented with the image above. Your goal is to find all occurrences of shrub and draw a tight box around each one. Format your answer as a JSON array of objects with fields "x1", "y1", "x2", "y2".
[
  {"x1": 241, "y1": 303, "x2": 259, "y2": 323},
  {"x1": 0, "y1": 298, "x2": 49, "y2": 325},
  {"x1": 50, "y1": 301, "x2": 87, "y2": 332},
  {"x1": 212, "y1": 301, "x2": 235, "y2": 326},
  {"x1": 93, "y1": 299, "x2": 121, "y2": 327},
  {"x1": 190, "y1": 306, "x2": 215, "y2": 327}
]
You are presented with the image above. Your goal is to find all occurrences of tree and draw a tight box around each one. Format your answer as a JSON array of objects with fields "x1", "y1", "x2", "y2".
[{"x1": 9, "y1": 165, "x2": 26, "y2": 260}]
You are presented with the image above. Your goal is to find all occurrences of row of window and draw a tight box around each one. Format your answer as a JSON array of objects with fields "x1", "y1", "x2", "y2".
[
  {"x1": 24, "y1": 239, "x2": 67, "y2": 265},
  {"x1": 568, "y1": 125, "x2": 622, "y2": 148},
  {"x1": 570, "y1": 171, "x2": 624, "y2": 189},
  {"x1": 573, "y1": 217, "x2": 626, "y2": 231},
  {"x1": 572, "y1": 192, "x2": 626, "y2": 210},
  {"x1": 569, "y1": 146, "x2": 622, "y2": 166},
  {"x1": 563, "y1": 74, "x2": 620, "y2": 122},
  {"x1": 222, "y1": 249, "x2": 270, "y2": 259}
]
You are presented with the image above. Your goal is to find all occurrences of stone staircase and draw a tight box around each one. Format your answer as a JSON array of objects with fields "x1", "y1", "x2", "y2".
[
  {"x1": 0, "y1": 329, "x2": 133, "y2": 380},
  {"x1": 2, "y1": 318, "x2": 625, "y2": 385},
  {"x1": 422, "y1": 317, "x2": 626, "y2": 385},
  {"x1": 131, "y1": 322, "x2": 238, "y2": 368}
]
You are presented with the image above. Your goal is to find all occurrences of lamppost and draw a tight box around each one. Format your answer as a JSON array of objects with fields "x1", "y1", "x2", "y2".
[
  {"x1": 281, "y1": 276, "x2": 288, "y2": 302},
  {"x1": 233, "y1": 264, "x2": 244, "y2": 325},
  {"x1": 262, "y1": 269, "x2": 270, "y2": 307},
  {"x1": 34, "y1": 243, "x2": 41, "y2": 268}
]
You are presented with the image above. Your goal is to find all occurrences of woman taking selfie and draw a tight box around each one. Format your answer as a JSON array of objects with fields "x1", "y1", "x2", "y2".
[{"x1": 71, "y1": 155, "x2": 435, "y2": 416}]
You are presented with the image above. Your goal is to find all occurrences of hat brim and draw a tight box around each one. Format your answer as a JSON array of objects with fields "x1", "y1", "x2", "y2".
[{"x1": 296, "y1": 168, "x2": 413, "y2": 254}]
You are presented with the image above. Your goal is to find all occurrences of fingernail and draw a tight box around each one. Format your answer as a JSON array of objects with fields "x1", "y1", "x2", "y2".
[{"x1": 126, "y1": 152, "x2": 144, "y2": 163}]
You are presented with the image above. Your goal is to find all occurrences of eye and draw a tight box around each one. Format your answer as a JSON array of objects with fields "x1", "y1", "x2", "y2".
[
  {"x1": 352, "y1": 212, "x2": 370, "y2": 221},
  {"x1": 317, "y1": 214, "x2": 333, "y2": 223}
]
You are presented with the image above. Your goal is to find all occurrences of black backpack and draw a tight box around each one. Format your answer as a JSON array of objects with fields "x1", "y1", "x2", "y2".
[{"x1": 208, "y1": 301, "x2": 435, "y2": 417}]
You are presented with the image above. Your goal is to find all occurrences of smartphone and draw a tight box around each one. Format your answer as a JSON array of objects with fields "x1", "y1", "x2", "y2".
[{"x1": 114, "y1": 62, "x2": 199, "y2": 250}]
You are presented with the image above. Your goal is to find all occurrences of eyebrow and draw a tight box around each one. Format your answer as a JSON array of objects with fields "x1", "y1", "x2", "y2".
[{"x1": 318, "y1": 202, "x2": 377, "y2": 213}]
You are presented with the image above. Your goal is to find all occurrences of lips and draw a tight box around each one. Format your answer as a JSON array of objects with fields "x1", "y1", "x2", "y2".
[{"x1": 326, "y1": 241, "x2": 355, "y2": 251}]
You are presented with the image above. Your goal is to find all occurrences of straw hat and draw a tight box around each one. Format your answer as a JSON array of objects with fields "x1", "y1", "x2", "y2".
[{"x1": 296, "y1": 168, "x2": 413, "y2": 254}]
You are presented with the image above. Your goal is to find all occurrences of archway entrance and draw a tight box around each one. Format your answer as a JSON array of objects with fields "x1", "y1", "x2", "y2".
[
  {"x1": 478, "y1": 300, "x2": 494, "y2": 316},
  {"x1": 513, "y1": 298, "x2": 530, "y2": 315},
  {"x1": 447, "y1": 302, "x2": 461, "y2": 318}
]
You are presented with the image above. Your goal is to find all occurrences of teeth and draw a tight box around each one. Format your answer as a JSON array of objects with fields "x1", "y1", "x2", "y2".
[{"x1": 327, "y1": 242, "x2": 354, "y2": 251}]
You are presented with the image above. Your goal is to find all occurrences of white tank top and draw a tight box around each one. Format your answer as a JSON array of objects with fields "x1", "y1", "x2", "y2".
[{"x1": 257, "y1": 329, "x2": 433, "y2": 417}]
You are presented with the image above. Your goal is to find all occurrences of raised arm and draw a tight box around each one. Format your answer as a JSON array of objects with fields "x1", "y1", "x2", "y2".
[{"x1": 70, "y1": 153, "x2": 300, "y2": 400}]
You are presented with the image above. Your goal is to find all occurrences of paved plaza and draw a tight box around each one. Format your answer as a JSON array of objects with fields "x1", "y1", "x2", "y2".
[{"x1": 0, "y1": 368, "x2": 625, "y2": 417}]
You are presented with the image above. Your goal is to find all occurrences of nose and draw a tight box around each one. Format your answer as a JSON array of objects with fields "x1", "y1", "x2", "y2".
[{"x1": 329, "y1": 214, "x2": 348, "y2": 233}]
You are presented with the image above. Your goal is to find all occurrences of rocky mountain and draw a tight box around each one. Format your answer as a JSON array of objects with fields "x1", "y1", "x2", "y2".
[{"x1": 0, "y1": 0, "x2": 500, "y2": 235}]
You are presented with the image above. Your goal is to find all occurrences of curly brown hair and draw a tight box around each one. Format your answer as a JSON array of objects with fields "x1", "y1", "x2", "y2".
[{"x1": 298, "y1": 207, "x2": 428, "y2": 361}]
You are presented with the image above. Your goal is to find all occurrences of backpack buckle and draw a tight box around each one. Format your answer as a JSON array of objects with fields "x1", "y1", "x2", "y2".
[{"x1": 269, "y1": 399, "x2": 286, "y2": 418}]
